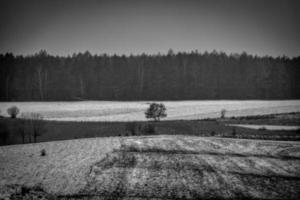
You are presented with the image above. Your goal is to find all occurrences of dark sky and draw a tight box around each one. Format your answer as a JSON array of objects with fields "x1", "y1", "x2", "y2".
[{"x1": 0, "y1": 0, "x2": 299, "y2": 57}]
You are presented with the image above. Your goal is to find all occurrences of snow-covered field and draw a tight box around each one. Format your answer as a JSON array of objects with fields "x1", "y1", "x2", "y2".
[
  {"x1": 0, "y1": 100, "x2": 300, "y2": 122},
  {"x1": 1, "y1": 136, "x2": 300, "y2": 199},
  {"x1": 228, "y1": 124, "x2": 300, "y2": 131}
]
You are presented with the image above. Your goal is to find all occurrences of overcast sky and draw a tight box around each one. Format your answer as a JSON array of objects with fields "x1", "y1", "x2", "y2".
[{"x1": 0, "y1": 0, "x2": 299, "y2": 57}]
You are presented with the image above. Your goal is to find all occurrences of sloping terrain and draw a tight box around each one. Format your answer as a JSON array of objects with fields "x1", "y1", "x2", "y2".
[{"x1": 1, "y1": 136, "x2": 300, "y2": 199}]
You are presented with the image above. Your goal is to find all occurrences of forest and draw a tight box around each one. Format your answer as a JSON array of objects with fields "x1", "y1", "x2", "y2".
[{"x1": 1, "y1": 50, "x2": 300, "y2": 101}]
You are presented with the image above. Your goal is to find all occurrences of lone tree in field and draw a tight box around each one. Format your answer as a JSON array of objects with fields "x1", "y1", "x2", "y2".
[
  {"x1": 7, "y1": 106, "x2": 20, "y2": 118},
  {"x1": 145, "y1": 103, "x2": 167, "y2": 122}
]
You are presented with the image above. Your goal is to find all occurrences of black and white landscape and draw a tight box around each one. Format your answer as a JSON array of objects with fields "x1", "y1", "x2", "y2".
[{"x1": 0, "y1": 0, "x2": 300, "y2": 199}]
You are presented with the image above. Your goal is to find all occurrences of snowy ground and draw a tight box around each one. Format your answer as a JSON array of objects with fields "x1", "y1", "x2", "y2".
[
  {"x1": 228, "y1": 124, "x2": 300, "y2": 131},
  {"x1": 1, "y1": 100, "x2": 300, "y2": 121},
  {"x1": 1, "y1": 136, "x2": 300, "y2": 199}
]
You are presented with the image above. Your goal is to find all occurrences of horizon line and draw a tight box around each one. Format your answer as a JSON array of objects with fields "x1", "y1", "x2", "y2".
[{"x1": 1, "y1": 49, "x2": 299, "y2": 59}]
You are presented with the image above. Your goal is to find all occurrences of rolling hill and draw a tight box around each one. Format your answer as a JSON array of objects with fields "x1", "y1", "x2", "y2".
[{"x1": 1, "y1": 135, "x2": 300, "y2": 199}]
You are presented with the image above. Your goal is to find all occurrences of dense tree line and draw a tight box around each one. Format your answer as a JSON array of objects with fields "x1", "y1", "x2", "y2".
[{"x1": 0, "y1": 50, "x2": 299, "y2": 101}]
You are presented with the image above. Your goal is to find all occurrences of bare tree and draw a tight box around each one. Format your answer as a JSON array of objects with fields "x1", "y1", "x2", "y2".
[
  {"x1": 36, "y1": 66, "x2": 44, "y2": 100},
  {"x1": 18, "y1": 119, "x2": 26, "y2": 144},
  {"x1": 79, "y1": 75, "x2": 85, "y2": 98},
  {"x1": 137, "y1": 60, "x2": 145, "y2": 97},
  {"x1": 30, "y1": 113, "x2": 46, "y2": 143},
  {"x1": 5, "y1": 76, "x2": 10, "y2": 100},
  {"x1": 21, "y1": 113, "x2": 46, "y2": 143},
  {"x1": 19, "y1": 113, "x2": 32, "y2": 143}
]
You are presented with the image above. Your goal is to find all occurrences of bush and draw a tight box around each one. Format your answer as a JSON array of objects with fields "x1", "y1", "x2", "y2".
[
  {"x1": 201, "y1": 118, "x2": 216, "y2": 121},
  {"x1": 258, "y1": 127, "x2": 267, "y2": 131},
  {"x1": 220, "y1": 109, "x2": 226, "y2": 119},
  {"x1": 7, "y1": 106, "x2": 20, "y2": 118},
  {"x1": 40, "y1": 149, "x2": 46, "y2": 156}
]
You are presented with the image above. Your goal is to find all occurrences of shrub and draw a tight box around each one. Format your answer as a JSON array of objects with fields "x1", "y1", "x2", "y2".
[
  {"x1": 220, "y1": 109, "x2": 226, "y2": 119},
  {"x1": 201, "y1": 118, "x2": 216, "y2": 121},
  {"x1": 258, "y1": 127, "x2": 267, "y2": 131},
  {"x1": 7, "y1": 106, "x2": 20, "y2": 118},
  {"x1": 40, "y1": 149, "x2": 46, "y2": 156}
]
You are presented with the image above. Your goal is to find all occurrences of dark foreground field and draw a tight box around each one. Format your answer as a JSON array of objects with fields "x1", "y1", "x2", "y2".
[
  {"x1": 1, "y1": 135, "x2": 300, "y2": 199},
  {"x1": 1, "y1": 112, "x2": 300, "y2": 146}
]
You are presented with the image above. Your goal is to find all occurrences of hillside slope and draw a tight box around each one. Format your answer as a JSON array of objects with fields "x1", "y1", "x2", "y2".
[{"x1": 1, "y1": 136, "x2": 300, "y2": 199}]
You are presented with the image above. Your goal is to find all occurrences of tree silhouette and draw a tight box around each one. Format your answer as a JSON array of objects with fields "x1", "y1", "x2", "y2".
[
  {"x1": 145, "y1": 103, "x2": 167, "y2": 121},
  {"x1": 0, "y1": 50, "x2": 299, "y2": 101},
  {"x1": 7, "y1": 106, "x2": 20, "y2": 118}
]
